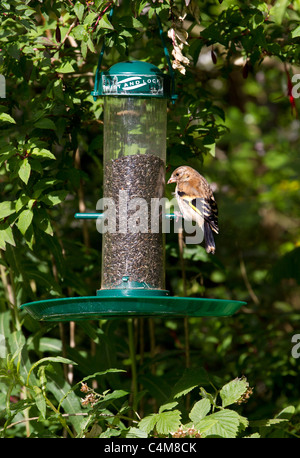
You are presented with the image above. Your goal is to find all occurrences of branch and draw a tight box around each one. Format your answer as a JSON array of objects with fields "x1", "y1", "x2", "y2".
[
  {"x1": 57, "y1": 18, "x2": 78, "y2": 51},
  {"x1": 1, "y1": 412, "x2": 88, "y2": 432}
]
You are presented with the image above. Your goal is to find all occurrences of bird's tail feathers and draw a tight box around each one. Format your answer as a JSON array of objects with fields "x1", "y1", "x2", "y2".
[{"x1": 204, "y1": 221, "x2": 216, "y2": 254}]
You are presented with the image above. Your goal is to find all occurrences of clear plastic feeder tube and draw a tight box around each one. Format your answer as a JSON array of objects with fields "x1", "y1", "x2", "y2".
[{"x1": 100, "y1": 97, "x2": 167, "y2": 293}]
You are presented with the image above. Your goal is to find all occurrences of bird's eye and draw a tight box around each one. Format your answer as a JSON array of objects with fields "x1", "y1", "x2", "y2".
[{"x1": 176, "y1": 173, "x2": 179, "y2": 176}]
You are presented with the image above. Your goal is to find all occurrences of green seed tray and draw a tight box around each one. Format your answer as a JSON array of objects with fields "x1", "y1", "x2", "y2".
[{"x1": 20, "y1": 296, "x2": 246, "y2": 321}]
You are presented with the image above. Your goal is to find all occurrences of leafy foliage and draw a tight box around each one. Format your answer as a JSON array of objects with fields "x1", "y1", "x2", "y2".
[{"x1": 1, "y1": 0, "x2": 300, "y2": 438}]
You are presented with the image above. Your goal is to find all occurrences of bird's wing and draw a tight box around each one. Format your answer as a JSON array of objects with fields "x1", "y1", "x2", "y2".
[{"x1": 177, "y1": 191, "x2": 219, "y2": 234}]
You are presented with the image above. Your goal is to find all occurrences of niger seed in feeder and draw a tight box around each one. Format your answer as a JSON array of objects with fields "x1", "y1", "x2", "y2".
[{"x1": 102, "y1": 154, "x2": 165, "y2": 290}]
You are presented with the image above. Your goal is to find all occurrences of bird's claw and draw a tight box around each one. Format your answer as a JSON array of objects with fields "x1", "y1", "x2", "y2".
[{"x1": 174, "y1": 211, "x2": 182, "y2": 223}]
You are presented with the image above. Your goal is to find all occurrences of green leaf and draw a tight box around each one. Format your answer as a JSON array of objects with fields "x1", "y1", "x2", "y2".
[
  {"x1": 32, "y1": 385, "x2": 46, "y2": 419},
  {"x1": 125, "y1": 427, "x2": 148, "y2": 438},
  {"x1": 87, "y1": 37, "x2": 95, "y2": 53},
  {"x1": 196, "y1": 409, "x2": 241, "y2": 438},
  {"x1": 159, "y1": 401, "x2": 178, "y2": 413},
  {"x1": 138, "y1": 374, "x2": 171, "y2": 404},
  {"x1": 207, "y1": 143, "x2": 216, "y2": 157},
  {"x1": 0, "y1": 113, "x2": 16, "y2": 124},
  {"x1": 291, "y1": 25, "x2": 300, "y2": 38},
  {"x1": 34, "y1": 208, "x2": 53, "y2": 236},
  {"x1": 33, "y1": 177, "x2": 61, "y2": 191},
  {"x1": 139, "y1": 414, "x2": 158, "y2": 434},
  {"x1": 18, "y1": 158, "x2": 31, "y2": 184},
  {"x1": 74, "y1": 1, "x2": 85, "y2": 21},
  {"x1": 269, "y1": 0, "x2": 289, "y2": 25},
  {"x1": 250, "y1": 405, "x2": 295, "y2": 430},
  {"x1": 17, "y1": 209, "x2": 33, "y2": 235},
  {"x1": 0, "y1": 311, "x2": 10, "y2": 357},
  {"x1": 56, "y1": 368, "x2": 126, "y2": 416},
  {"x1": 275, "y1": 405, "x2": 295, "y2": 420},
  {"x1": 171, "y1": 367, "x2": 210, "y2": 398},
  {"x1": 31, "y1": 148, "x2": 56, "y2": 160},
  {"x1": 8, "y1": 330, "x2": 35, "y2": 385},
  {"x1": 84, "y1": 423, "x2": 102, "y2": 438},
  {"x1": 0, "y1": 332, "x2": 7, "y2": 359},
  {"x1": 0, "y1": 201, "x2": 15, "y2": 219},
  {"x1": 100, "y1": 429, "x2": 121, "y2": 438},
  {"x1": 220, "y1": 377, "x2": 249, "y2": 407},
  {"x1": 0, "y1": 149, "x2": 15, "y2": 166},
  {"x1": 98, "y1": 389, "x2": 128, "y2": 405},
  {"x1": 155, "y1": 410, "x2": 182, "y2": 435},
  {"x1": 139, "y1": 409, "x2": 181, "y2": 435},
  {"x1": 46, "y1": 372, "x2": 85, "y2": 434},
  {"x1": 0, "y1": 226, "x2": 16, "y2": 250},
  {"x1": 250, "y1": 418, "x2": 289, "y2": 428},
  {"x1": 189, "y1": 398, "x2": 211, "y2": 423},
  {"x1": 34, "y1": 337, "x2": 62, "y2": 354},
  {"x1": 98, "y1": 13, "x2": 114, "y2": 30},
  {"x1": 34, "y1": 118, "x2": 56, "y2": 130},
  {"x1": 72, "y1": 24, "x2": 87, "y2": 41},
  {"x1": 16, "y1": 194, "x2": 30, "y2": 213},
  {"x1": 56, "y1": 62, "x2": 75, "y2": 73},
  {"x1": 41, "y1": 190, "x2": 68, "y2": 207},
  {"x1": 81, "y1": 40, "x2": 88, "y2": 59},
  {"x1": 26, "y1": 356, "x2": 77, "y2": 386},
  {"x1": 119, "y1": 16, "x2": 144, "y2": 29},
  {"x1": 84, "y1": 11, "x2": 98, "y2": 26},
  {"x1": 199, "y1": 387, "x2": 216, "y2": 407}
]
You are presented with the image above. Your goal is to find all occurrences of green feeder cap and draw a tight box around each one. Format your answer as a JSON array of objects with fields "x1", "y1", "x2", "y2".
[{"x1": 91, "y1": 60, "x2": 172, "y2": 99}]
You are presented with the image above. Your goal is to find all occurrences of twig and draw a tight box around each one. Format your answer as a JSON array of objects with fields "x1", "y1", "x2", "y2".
[
  {"x1": 239, "y1": 252, "x2": 259, "y2": 305},
  {"x1": 91, "y1": 1, "x2": 114, "y2": 33},
  {"x1": 57, "y1": 18, "x2": 78, "y2": 50},
  {"x1": 1, "y1": 413, "x2": 89, "y2": 432}
]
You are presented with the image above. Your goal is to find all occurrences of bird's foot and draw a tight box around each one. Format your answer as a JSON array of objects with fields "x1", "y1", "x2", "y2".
[{"x1": 173, "y1": 211, "x2": 182, "y2": 223}]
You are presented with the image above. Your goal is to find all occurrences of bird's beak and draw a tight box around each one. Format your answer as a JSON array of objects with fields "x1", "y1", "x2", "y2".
[{"x1": 167, "y1": 176, "x2": 176, "y2": 184}]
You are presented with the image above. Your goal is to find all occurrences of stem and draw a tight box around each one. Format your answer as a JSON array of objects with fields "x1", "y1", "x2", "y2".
[
  {"x1": 148, "y1": 318, "x2": 156, "y2": 375},
  {"x1": 45, "y1": 397, "x2": 75, "y2": 438},
  {"x1": 128, "y1": 318, "x2": 138, "y2": 419},
  {"x1": 138, "y1": 318, "x2": 145, "y2": 417},
  {"x1": 178, "y1": 229, "x2": 191, "y2": 412},
  {"x1": 57, "y1": 18, "x2": 77, "y2": 51},
  {"x1": 178, "y1": 229, "x2": 190, "y2": 368},
  {"x1": 74, "y1": 147, "x2": 90, "y2": 250},
  {"x1": 184, "y1": 317, "x2": 190, "y2": 368},
  {"x1": 239, "y1": 251, "x2": 259, "y2": 305},
  {"x1": 20, "y1": 386, "x2": 31, "y2": 437},
  {"x1": 0, "y1": 253, "x2": 14, "y2": 306},
  {"x1": 178, "y1": 228, "x2": 187, "y2": 296}
]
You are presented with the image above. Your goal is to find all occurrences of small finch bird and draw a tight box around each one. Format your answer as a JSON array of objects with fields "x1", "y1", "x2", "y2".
[{"x1": 167, "y1": 165, "x2": 219, "y2": 254}]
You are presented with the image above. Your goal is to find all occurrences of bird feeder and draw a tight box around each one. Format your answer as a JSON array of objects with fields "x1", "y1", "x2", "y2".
[
  {"x1": 97, "y1": 61, "x2": 169, "y2": 297},
  {"x1": 20, "y1": 15, "x2": 245, "y2": 321}
]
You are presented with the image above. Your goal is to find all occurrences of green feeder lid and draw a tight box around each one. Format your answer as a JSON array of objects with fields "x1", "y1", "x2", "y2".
[
  {"x1": 91, "y1": 60, "x2": 172, "y2": 99},
  {"x1": 20, "y1": 295, "x2": 246, "y2": 322}
]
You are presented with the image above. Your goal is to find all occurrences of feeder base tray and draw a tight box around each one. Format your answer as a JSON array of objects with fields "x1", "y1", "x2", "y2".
[{"x1": 20, "y1": 296, "x2": 246, "y2": 321}]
